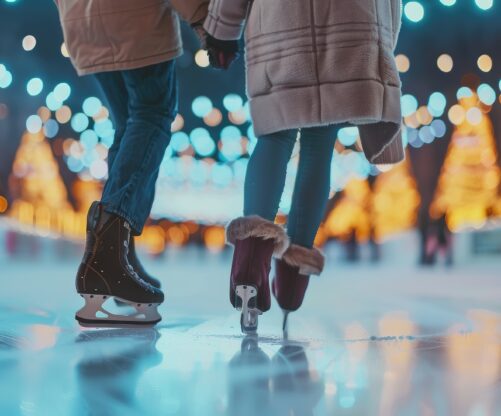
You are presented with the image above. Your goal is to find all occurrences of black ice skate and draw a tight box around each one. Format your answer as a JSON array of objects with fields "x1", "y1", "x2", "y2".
[
  {"x1": 114, "y1": 237, "x2": 162, "y2": 307},
  {"x1": 75, "y1": 202, "x2": 164, "y2": 327}
]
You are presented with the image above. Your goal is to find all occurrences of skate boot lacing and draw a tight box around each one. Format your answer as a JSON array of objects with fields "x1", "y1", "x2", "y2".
[{"x1": 124, "y1": 238, "x2": 156, "y2": 294}]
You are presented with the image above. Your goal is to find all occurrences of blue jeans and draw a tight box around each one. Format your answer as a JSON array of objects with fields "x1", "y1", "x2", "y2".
[
  {"x1": 95, "y1": 61, "x2": 178, "y2": 235},
  {"x1": 244, "y1": 126, "x2": 337, "y2": 248}
]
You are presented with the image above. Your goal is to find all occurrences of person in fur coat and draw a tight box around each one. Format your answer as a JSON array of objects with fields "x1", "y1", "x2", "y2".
[{"x1": 204, "y1": 0, "x2": 405, "y2": 333}]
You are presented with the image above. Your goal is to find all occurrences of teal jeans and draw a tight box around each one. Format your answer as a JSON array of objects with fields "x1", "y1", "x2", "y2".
[{"x1": 244, "y1": 126, "x2": 337, "y2": 248}]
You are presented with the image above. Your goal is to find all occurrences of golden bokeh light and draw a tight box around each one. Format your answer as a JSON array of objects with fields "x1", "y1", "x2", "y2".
[
  {"x1": 0, "y1": 196, "x2": 8, "y2": 213},
  {"x1": 195, "y1": 50, "x2": 210, "y2": 68},
  {"x1": 204, "y1": 108, "x2": 223, "y2": 127},
  {"x1": 61, "y1": 42, "x2": 70, "y2": 58},
  {"x1": 437, "y1": 54, "x2": 454, "y2": 73},
  {"x1": 171, "y1": 114, "x2": 184, "y2": 132},
  {"x1": 477, "y1": 54, "x2": 492, "y2": 72},
  {"x1": 395, "y1": 54, "x2": 410, "y2": 73},
  {"x1": 55, "y1": 106, "x2": 72, "y2": 124},
  {"x1": 37, "y1": 106, "x2": 51, "y2": 123},
  {"x1": 204, "y1": 226, "x2": 226, "y2": 252},
  {"x1": 448, "y1": 104, "x2": 466, "y2": 125}
]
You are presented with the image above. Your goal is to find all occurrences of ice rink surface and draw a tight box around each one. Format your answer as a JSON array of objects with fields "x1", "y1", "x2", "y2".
[{"x1": 1, "y1": 237, "x2": 501, "y2": 416}]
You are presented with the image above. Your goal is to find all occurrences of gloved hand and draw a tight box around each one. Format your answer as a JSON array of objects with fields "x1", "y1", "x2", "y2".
[{"x1": 205, "y1": 35, "x2": 240, "y2": 70}]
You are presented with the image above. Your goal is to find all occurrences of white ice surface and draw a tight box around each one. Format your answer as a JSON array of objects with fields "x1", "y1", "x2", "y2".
[{"x1": 0, "y1": 233, "x2": 501, "y2": 416}]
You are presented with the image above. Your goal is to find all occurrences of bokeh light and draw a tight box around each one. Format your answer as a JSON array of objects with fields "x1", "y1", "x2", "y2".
[
  {"x1": 195, "y1": 50, "x2": 209, "y2": 68},
  {"x1": 477, "y1": 83, "x2": 496, "y2": 105},
  {"x1": 475, "y1": 0, "x2": 493, "y2": 10},
  {"x1": 477, "y1": 54, "x2": 493, "y2": 72},
  {"x1": 26, "y1": 115, "x2": 42, "y2": 133},
  {"x1": 82, "y1": 97, "x2": 102, "y2": 117},
  {"x1": 22, "y1": 35, "x2": 36, "y2": 51},
  {"x1": 192, "y1": 96, "x2": 213, "y2": 118},
  {"x1": 43, "y1": 119, "x2": 59, "y2": 139},
  {"x1": 223, "y1": 94, "x2": 244, "y2": 112},
  {"x1": 71, "y1": 113, "x2": 89, "y2": 133},
  {"x1": 53, "y1": 83, "x2": 71, "y2": 102},
  {"x1": 437, "y1": 54, "x2": 454, "y2": 72},
  {"x1": 401, "y1": 94, "x2": 418, "y2": 117},
  {"x1": 26, "y1": 78, "x2": 43, "y2": 96},
  {"x1": 404, "y1": 2, "x2": 425, "y2": 22},
  {"x1": 395, "y1": 54, "x2": 410, "y2": 73}
]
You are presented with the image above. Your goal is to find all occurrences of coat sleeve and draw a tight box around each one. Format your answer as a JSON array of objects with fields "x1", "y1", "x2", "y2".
[
  {"x1": 169, "y1": 0, "x2": 209, "y2": 25},
  {"x1": 203, "y1": 0, "x2": 251, "y2": 40}
]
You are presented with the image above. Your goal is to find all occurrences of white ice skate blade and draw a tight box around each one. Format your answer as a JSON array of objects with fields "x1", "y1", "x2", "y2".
[
  {"x1": 75, "y1": 294, "x2": 161, "y2": 328},
  {"x1": 235, "y1": 285, "x2": 262, "y2": 334}
]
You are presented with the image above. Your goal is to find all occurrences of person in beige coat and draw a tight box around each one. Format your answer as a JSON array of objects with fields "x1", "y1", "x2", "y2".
[
  {"x1": 54, "y1": 0, "x2": 236, "y2": 327},
  {"x1": 204, "y1": 0, "x2": 405, "y2": 334}
]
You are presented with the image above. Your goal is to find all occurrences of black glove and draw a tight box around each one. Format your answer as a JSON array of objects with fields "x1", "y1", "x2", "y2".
[{"x1": 206, "y1": 35, "x2": 240, "y2": 70}]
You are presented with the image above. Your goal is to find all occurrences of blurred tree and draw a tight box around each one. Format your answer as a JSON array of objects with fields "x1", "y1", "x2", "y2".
[{"x1": 431, "y1": 95, "x2": 501, "y2": 231}]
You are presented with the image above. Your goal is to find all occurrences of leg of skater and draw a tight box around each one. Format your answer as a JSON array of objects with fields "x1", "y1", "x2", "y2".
[
  {"x1": 272, "y1": 125, "x2": 336, "y2": 333},
  {"x1": 75, "y1": 62, "x2": 177, "y2": 327},
  {"x1": 94, "y1": 66, "x2": 175, "y2": 291},
  {"x1": 226, "y1": 130, "x2": 297, "y2": 334}
]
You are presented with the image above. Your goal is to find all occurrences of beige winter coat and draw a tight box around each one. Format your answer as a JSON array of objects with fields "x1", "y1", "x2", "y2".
[
  {"x1": 205, "y1": 0, "x2": 404, "y2": 164},
  {"x1": 56, "y1": 0, "x2": 208, "y2": 76}
]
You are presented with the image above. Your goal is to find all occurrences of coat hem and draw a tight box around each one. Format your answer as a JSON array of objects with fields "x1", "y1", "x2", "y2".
[
  {"x1": 74, "y1": 49, "x2": 183, "y2": 76},
  {"x1": 249, "y1": 79, "x2": 404, "y2": 164}
]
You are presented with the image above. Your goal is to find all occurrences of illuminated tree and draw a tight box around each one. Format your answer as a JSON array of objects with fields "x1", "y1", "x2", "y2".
[
  {"x1": 372, "y1": 158, "x2": 421, "y2": 240},
  {"x1": 324, "y1": 156, "x2": 420, "y2": 243},
  {"x1": 7, "y1": 131, "x2": 79, "y2": 235},
  {"x1": 431, "y1": 95, "x2": 501, "y2": 231}
]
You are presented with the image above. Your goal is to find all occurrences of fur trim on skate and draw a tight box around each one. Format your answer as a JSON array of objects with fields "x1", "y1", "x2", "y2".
[
  {"x1": 282, "y1": 244, "x2": 325, "y2": 276},
  {"x1": 226, "y1": 216, "x2": 289, "y2": 257}
]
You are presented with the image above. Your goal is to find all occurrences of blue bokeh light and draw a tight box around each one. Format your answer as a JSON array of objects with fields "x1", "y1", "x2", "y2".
[
  {"x1": 477, "y1": 83, "x2": 496, "y2": 105},
  {"x1": 80, "y1": 130, "x2": 99, "y2": 149},
  {"x1": 223, "y1": 94, "x2": 243, "y2": 112},
  {"x1": 71, "y1": 113, "x2": 90, "y2": 133},
  {"x1": 456, "y1": 86, "x2": 473, "y2": 100},
  {"x1": 26, "y1": 115, "x2": 42, "y2": 134},
  {"x1": 83, "y1": 97, "x2": 102, "y2": 117},
  {"x1": 192, "y1": 96, "x2": 213, "y2": 118},
  {"x1": 427, "y1": 92, "x2": 447, "y2": 117},
  {"x1": 53, "y1": 82, "x2": 71, "y2": 102},
  {"x1": 0, "y1": 66, "x2": 13, "y2": 89},
  {"x1": 401, "y1": 94, "x2": 418, "y2": 117},
  {"x1": 43, "y1": 119, "x2": 59, "y2": 138},
  {"x1": 190, "y1": 128, "x2": 215, "y2": 157},
  {"x1": 46, "y1": 92, "x2": 63, "y2": 111},
  {"x1": 27, "y1": 78, "x2": 44, "y2": 96},
  {"x1": 404, "y1": 1, "x2": 424, "y2": 22},
  {"x1": 171, "y1": 132, "x2": 190, "y2": 153},
  {"x1": 338, "y1": 127, "x2": 359, "y2": 146},
  {"x1": 475, "y1": 0, "x2": 493, "y2": 10}
]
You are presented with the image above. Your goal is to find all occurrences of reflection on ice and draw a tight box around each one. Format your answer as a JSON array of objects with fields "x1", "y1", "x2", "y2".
[{"x1": 0, "y1": 253, "x2": 501, "y2": 414}]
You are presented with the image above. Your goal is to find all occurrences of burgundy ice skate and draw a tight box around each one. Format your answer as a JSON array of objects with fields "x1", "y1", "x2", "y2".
[
  {"x1": 75, "y1": 202, "x2": 164, "y2": 327},
  {"x1": 272, "y1": 245, "x2": 325, "y2": 335},
  {"x1": 226, "y1": 216, "x2": 289, "y2": 334}
]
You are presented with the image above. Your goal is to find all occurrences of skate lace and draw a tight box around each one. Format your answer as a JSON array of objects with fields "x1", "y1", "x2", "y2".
[{"x1": 126, "y1": 263, "x2": 156, "y2": 293}]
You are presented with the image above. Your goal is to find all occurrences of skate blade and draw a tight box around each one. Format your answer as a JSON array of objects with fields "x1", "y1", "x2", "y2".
[
  {"x1": 76, "y1": 294, "x2": 162, "y2": 328},
  {"x1": 235, "y1": 285, "x2": 261, "y2": 335},
  {"x1": 282, "y1": 310, "x2": 290, "y2": 339}
]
